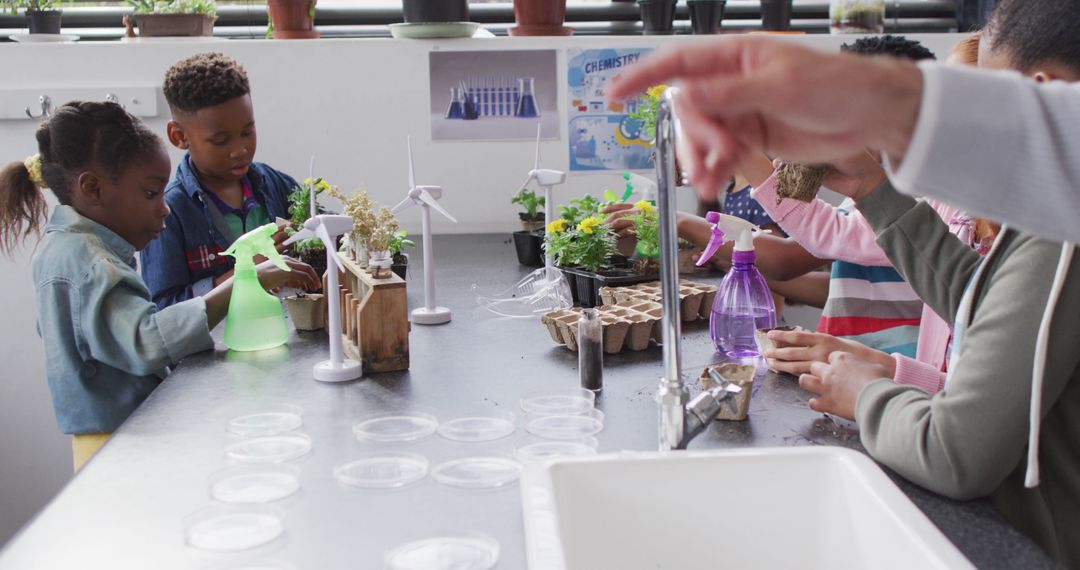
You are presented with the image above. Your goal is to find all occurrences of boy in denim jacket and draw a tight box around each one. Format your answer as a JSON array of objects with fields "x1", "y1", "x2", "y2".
[{"x1": 142, "y1": 52, "x2": 298, "y2": 308}]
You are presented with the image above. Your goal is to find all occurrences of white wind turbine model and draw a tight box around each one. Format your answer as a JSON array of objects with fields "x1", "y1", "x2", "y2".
[
  {"x1": 283, "y1": 157, "x2": 363, "y2": 382},
  {"x1": 391, "y1": 137, "x2": 459, "y2": 325},
  {"x1": 471, "y1": 124, "x2": 572, "y2": 317},
  {"x1": 522, "y1": 123, "x2": 567, "y2": 274}
]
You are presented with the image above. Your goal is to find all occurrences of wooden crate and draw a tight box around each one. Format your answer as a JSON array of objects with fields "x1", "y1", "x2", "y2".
[{"x1": 328, "y1": 255, "x2": 411, "y2": 374}]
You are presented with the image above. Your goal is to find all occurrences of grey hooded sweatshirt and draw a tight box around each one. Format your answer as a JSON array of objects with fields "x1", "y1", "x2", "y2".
[{"x1": 854, "y1": 180, "x2": 1080, "y2": 568}]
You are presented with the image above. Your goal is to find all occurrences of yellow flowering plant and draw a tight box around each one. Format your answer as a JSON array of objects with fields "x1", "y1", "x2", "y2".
[
  {"x1": 627, "y1": 83, "x2": 669, "y2": 143},
  {"x1": 545, "y1": 215, "x2": 616, "y2": 273},
  {"x1": 627, "y1": 201, "x2": 660, "y2": 259}
]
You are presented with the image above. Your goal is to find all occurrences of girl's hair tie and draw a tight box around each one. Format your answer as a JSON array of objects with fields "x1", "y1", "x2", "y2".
[{"x1": 24, "y1": 154, "x2": 48, "y2": 189}]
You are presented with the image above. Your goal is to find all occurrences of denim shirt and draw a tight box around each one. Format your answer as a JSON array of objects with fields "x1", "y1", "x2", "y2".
[
  {"x1": 140, "y1": 154, "x2": 297, "y2": 309},
  {"x1": 33, "y1": 206, "x2": 214, "y2": 434}
]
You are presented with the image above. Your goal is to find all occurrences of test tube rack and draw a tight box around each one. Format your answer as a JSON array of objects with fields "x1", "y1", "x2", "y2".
[{"x1": 326, "y1": 254, "x2": 411, "y2": 374}]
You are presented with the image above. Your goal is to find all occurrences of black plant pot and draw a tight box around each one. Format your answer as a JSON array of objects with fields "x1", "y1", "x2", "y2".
[
  {"x1": 688, "y1": 0, "x2": 725, "y2": 34},
  {"x1": 562, "y1": 266, "x2": 659, "y2": 308},
  {"x1": 297, "y1": 248, "x2": 327, "y2": 292},
  {"x1": 388, "y1": 253, "x2": 406, "y2": 280},
  {"x1": 27, "y1": 10, "x2": 62, "y2": 34},
  {"x1": 760, "y1": 0, "x2": 792, "y2": 31},
  {"x1": 402, "y1": 0, "x2": 469, "y2": 23},
  {"x1": 638, "y1": 0, "x2": 675, "y2": 35},
  {"x1": 512, "y1": 229, "x2": 545, "y2": 267}
]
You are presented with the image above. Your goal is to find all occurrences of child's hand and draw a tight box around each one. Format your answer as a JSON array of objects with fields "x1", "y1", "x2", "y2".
[
  {"x1": 256, "y1": 256, "x2": 320, "y2": 292},
  {"x1": 799, "y1": 351, "x2": 892, "y2": 421},
  {"x1": 601, "y1": 203, "x2": 639, "y2": 238},
  {"x1": 271, "y1": 220, "x2": 292, "y2": 254},
  {"x1": 821, "y1": 151, "x2": 887, "y2": 201},
  {"x1": 764, "y1": 329, "x2": 894, "y2": 377}
]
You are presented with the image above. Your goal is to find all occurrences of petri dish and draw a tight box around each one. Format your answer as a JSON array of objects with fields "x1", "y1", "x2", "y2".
[
  {"x1": 209, "y1": 465, "x2": 300, "y2": 504},
  {"x1": 226, "y1": 405, "x2": 303, "y2": 437},
  {"x1": 386, "y1": 533, "x2": 500, "y2": 570},
  {"x1": 437, "y1": 411, "x2": 516, "y2": 443},
  {"x1": 184, "y1": 506, "x2": 284, "y2": 552},
  {"x1": 334, "y1": 453, "x2": 429, "y2": 489},
  {"x1": 519, "y1": 389, "x2": 596, "y2": 417},
  {"x1": 525, "y1": 409, "x2": 605, "y2": 440},
  {"x1": 431, "y1": 457, "x2": 522, "y2": 490},
  {"x1": 225, "y1": 433, "x2": 312, "y2": 463},
  {"x1": 352, "y1": 412, "x2": 439, "y2": 443},
  {"x1": 514, "y1": 438, "x2": 599, "y2": 463}
]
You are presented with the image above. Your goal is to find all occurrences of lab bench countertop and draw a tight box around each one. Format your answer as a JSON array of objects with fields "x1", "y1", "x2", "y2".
[{"x1": 0, "y1": 234, "x2": 1058, "y2": 570}]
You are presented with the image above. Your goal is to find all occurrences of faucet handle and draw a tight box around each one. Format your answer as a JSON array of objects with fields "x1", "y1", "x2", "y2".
[{"x1": 707, "y1": 369, "x2": 743, "y2": 414}]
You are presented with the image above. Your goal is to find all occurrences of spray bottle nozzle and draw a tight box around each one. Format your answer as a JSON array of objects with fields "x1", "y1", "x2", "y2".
[
  {"x1": 696, "y1": 211, "x2": 766, "y2": 267},
  {"x1": 223, "y1": 223, "x2": 291, "y2": 272}
]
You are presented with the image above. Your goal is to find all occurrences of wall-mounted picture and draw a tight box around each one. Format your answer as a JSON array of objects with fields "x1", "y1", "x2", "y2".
[
  {"x1": 567, "y1": 48, "x2": 655, "y2": 171},
  {"x1": 429, "y1": 50, "x2": 559, "y2": 142}
]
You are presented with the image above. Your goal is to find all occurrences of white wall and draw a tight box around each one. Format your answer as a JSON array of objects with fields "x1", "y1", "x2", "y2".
[{"x1": 0, "y1": 32, "x2": 964, "y2": 547}]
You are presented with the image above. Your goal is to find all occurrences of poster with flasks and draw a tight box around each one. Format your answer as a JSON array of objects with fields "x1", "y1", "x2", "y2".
[
  {"x1": 429, "y1": 50, "x2": 559, "y2": 142},
  {"x1": 567, "y1": 48, "x2": 655, "y2": 171}
]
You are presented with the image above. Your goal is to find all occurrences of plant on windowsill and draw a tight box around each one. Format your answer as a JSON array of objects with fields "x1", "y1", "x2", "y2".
[
  {"x1": 8, "y1": 0, "x2": 63, "y2": 35},
  {"x1": 266, "y1": 0, "x2": 318, "y2": 39},
  {"x1": 125, "y1": 0, "x2": 217, "y2": 37}
]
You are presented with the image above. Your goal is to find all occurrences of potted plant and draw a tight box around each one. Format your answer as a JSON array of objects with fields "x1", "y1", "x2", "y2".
[
  {"x1": 283, "y1": 291, "x2": 327, "y2": 331},
  {"x1": 637, "y1": 0, "x2": 675, "y2": 35},
  {"x1": 687, "y1": 0, "x2": 725, "y2": 35},
  {"x1": 9, "y1": 0, "x2": 63, "y2": 35},
  {"x1": 126, "y1": 0, "x2": 217, "y2": 37},
  {"x1": 829, "y1": 0, "x2": 884, "y2": 34},
  {"x1": 546, "y1": 194, "x2": 656, "y2": 307},
  {"x1": 365, "y1": 208, "x2": 400, "y2": 280},
  {"x1": 388, "y1": 230, "x2": 414, "y2": 280},
  {"x1": 267, "y1": 0, "x2": 318, "y2": 39},
  {"x1": 511, "y1": 187, "x2": 545, "y2": 267},
  {"x1": 328, "y1": 186, "x2": 375, "y2": 265},
  {"x1": 284, "y1": 177, "x2": 332, "y2": 280},
  {"x1": 509, "y1": 0, "x2": 572, "y2": 36},
  {"x1": 760, "y1": 0, "x2": 793, "y2": 31}
]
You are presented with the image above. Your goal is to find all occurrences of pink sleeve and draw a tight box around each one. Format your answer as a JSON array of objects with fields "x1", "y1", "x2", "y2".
[
  {"x1": 750, "y1": 174, "x2": 892, "y2": 265},
  {"x1": 891, "y1": 354, "x2": 946, "y2": 394}
]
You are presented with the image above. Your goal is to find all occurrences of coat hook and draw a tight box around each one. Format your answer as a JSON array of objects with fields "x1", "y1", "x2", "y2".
[{"x1": 25, "y1": 95, "x2": 52, "y2": 120}]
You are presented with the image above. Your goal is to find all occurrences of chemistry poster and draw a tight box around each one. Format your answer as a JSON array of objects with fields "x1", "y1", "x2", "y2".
[
  {"x1": 429, "y1": 50, "x2": 559, "y2": 142},
  {"x1": 567, "y1": 48, "x2": 655, "y2": 172}
]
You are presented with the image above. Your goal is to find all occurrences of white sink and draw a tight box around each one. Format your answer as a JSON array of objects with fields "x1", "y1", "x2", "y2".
[{"x1": 520, "y1": 447, "x2": 973, "y2": 570}]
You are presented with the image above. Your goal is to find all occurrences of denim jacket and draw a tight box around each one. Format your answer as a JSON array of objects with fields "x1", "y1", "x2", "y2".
[
  {"x1": 33, "y1": 206, "x2": 214, "y2": 434},
  {"x1": 140, "y1": 155, "x2": 297, "y2": 309}
]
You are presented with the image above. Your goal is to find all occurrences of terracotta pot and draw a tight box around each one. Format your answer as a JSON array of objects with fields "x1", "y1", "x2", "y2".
[
  {"x1": 27, "y1": 10, "x2": 62, "y2": 34},
  {"x1": 135, "y1": 13, "x2": 215, "y2": 37},
  {"x1": 268, "y1": 0, "x2": 319, "y2": 39},
  {"x1": 510, "y1": 0, "x2": 573, "y2": 36}
]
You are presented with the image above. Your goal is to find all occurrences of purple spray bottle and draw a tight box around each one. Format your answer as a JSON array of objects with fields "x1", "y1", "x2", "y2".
[{"x1": 697, "y1": 211, "x2": 777, "y2": 357}]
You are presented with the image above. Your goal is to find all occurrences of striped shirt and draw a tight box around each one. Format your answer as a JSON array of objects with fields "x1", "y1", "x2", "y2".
[{"x1": 817, "y1": 261, "x2": 922, "y2": 357}]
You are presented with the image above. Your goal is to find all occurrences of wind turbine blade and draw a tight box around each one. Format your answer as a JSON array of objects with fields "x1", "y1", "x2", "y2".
[
  {"x1": 407, "y1": 136, "x2": 416, "y2": 191},
  {"x1": 419, "y1": 189, "x2": 458, "y2": 224},
  {"x1": 391, "y1": 196, "x2": 415, "y2": 214},
  {"x1": 283, "y1": 227, "x2": 315, "y2": 247},
  {"x1": 518, "y1": 173, "x2": 536, "y2": 192},
  {"x1": 533, "y1": 123, "x2": 541, "y2": 171},
  {"x1": 308, "y1": 155, "x2": 316, "y2": 218},
  {"x1": 315, "y1": 223, "x2": 345, "y2": 274}
]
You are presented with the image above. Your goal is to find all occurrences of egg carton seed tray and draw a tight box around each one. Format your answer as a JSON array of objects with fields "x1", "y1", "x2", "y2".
[
  {"x1": 540, "y1": 301, "x2": 663, "y2": 353},
  {"x1": 597, "y1": 279, "x2": 718, "y2": 321}
]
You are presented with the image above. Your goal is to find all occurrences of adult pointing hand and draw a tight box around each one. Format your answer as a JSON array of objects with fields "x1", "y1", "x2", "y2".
[{"x1": 605, "y1": 38, "x2": 923, "y2": 199}]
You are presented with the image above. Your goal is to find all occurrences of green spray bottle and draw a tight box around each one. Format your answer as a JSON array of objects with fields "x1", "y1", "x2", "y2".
[{"x1": 222, "y1": 223, "x2": 290, "y2": 352}]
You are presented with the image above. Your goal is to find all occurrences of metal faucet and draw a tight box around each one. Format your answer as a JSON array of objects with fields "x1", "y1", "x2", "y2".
[{"x1": 655, "y1": 88, "x2": 742, "y2": 450}]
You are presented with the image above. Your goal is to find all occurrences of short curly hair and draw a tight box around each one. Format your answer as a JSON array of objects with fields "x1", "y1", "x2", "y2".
[
  {"x1": 163, "y1": 52, "x2": 250, "y2": 114},
  {"x1": 841, "y1": 35, "x2": 937, "y2": 61}
]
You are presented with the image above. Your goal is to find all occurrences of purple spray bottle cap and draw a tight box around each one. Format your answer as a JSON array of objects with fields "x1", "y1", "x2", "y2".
[{"x1": 696, "y1": 211, "x2": 726, "y2": 267}]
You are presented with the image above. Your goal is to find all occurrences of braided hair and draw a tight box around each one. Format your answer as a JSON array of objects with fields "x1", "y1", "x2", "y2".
[{"x1": 0, "y1": 100, "x2": 162, "y2": 256}]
